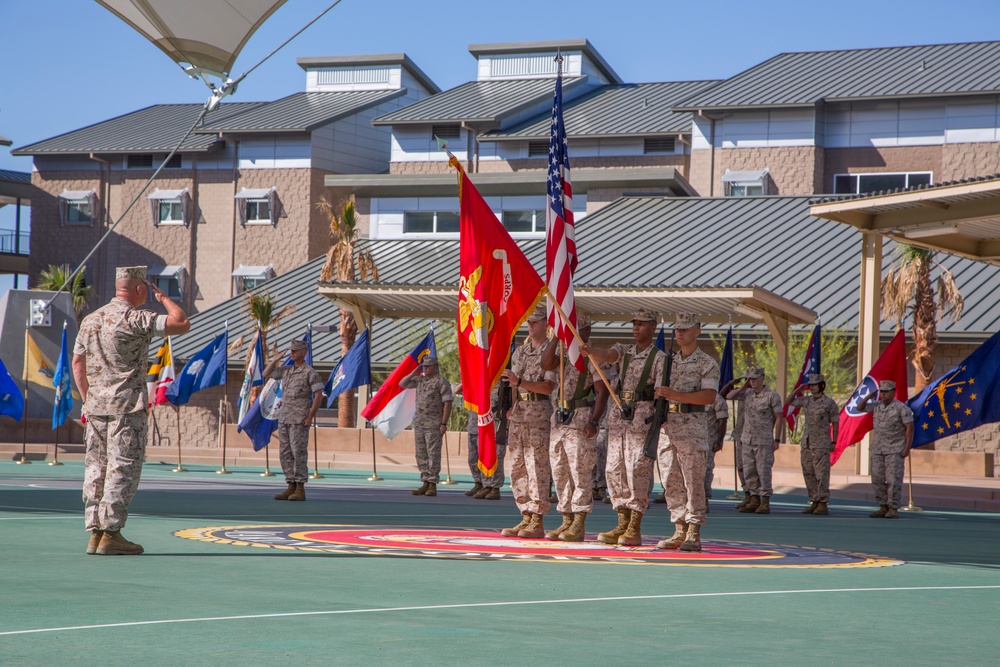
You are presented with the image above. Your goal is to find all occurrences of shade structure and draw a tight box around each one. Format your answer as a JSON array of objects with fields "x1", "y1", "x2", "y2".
[{"x1": 97, "y1": 0, "x2": 288, "y2": 77}]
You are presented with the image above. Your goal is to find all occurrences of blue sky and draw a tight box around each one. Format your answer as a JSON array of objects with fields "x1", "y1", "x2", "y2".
[{"x1": 1, "y1": 0, "x2": 999, "y2": 243}]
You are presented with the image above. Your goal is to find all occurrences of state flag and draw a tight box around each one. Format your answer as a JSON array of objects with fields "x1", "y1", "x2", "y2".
[{"x1": 361, "y1": 330, "x2": 435, "y2": 440}]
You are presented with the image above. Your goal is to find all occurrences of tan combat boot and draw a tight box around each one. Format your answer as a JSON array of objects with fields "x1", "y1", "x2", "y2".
[
  {"x1": 598, "y1": 508, "x2": 631, "y2": 544},
  {"x1": 483, "y1": 487, "x2": 500, "y2": 500},
  {"x1": 546, "y1": 513, "x2": 574, "y2": 540},
  {"x1": 502, "y1": 513, "x2": 532, "y2": 536},
  {"x1": 274, "y1": 482, "x2": 296, "y2": 500},
  {"x1": 465, "y1": 482, "x2": 483, "y2": 497},
  {"x1": 558, "y1": 512, "x2": 587, "y2": 542},
  {"x1": 755, "y1": 496, "x2": 771, "y2": 514},
  {"x1": 424, "y1": 483, "x2": 437, "y2": 497},
  {"x1": 740, "y1": 496, "x2": 761, "y2": 513},
  {"x1": 869, "y1": 505, "x2": 889, "y2": 518},
  {"x1": 288, "y1": 482, "x2": 306, "y2": 501},
  {"x1": 618, "y1": 510, "x2": 643, "y2": 546},
  {"x1": 96, "y1": 530, "x2": 144, "y2": 556},
  {"x1": 517, "y1": 513, "x2": 545, "y2": 538},
  {"x1": 734, "y1": 493, "x2": 751, "y2": 511},
  {"x1": 885, "y1": 507, "x2": 899, "y2": 519},
  {"x1": 411, "y1": 482, "x2": 430, "y2": 496},
  {"x1": 813, "y1": 501, "x2": 829, "y2": 515},
  {"x1": 679, "y1": 523, "x2": 702, "y2": 552},
  {"x1": 86, "y1": 530, "x2": 104, "y2": 555},
  {"x1": 801, "y1": 501, "x2": 818, "y2": 514},
  {"x1": 656, "y1": 521, "x2": 688, "y2": 550}
]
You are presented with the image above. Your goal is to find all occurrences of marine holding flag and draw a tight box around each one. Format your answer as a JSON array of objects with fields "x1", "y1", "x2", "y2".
[{"x1": 72, "y1": 266, "x2": 189, "y2": 556}]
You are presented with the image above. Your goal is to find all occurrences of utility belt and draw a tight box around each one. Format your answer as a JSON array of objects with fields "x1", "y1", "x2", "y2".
[
  {"x1": 518, "y1": 391, "x2": 547, "y2": 401},
  {"x1": 555, "y1": 397, "x2": 595, "y2": 425},
  {"x1": 616, "y1": 393, "x2": 654, "y2": 422},
  {"x1": 668, "y1": 403, "x2": 712, "y2": 414}
]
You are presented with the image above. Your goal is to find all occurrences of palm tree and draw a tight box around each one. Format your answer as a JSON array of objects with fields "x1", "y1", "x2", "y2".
[
  {"x1": 34, "y1": 264, "x2": 97, "y2": 324},
  {"x1": 316, "y1": 197, "x2": 378, "y2": 427},
  {"x1": 881, "y1": 244, "x2": 965, "y2": 392},
  {"x1": 231, "y1": 291, "x2": 296, "y2": 364}
]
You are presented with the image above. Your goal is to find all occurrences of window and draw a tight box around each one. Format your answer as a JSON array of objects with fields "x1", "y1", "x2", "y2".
[
  {"x1": 502, "y1": 209, "x2": 545, "y2": 233},
  {"x1": 158, "y1": 200, "x2": 184, "y2": 224},
  {"x1": 58, "y1": 190, "x2": 97, "y2": 226},
  {"x1": 148, "y1": 265, "x2": 186, "y2": 300},
  {"x1": 148, "y1": 189, "x2": 191, "y2": 227},
  {"x1": 644, "y1": 137, "x2": 676, "y2": 154},
  {"x1": 232, "y1": 265, "x2": 276, "y2": 294},
  {"x1": 722, "y1": 169, "x2": 771, "y2": 197},
  {"x1": 235, "y1": 187, "x2": 279, "y2": 226},
  {"x1": 528, "y1": 141, "x2": 549, "y2": 157},
  {"x1": 403, "y1": 211, "x2": 459, "y2": 234},
  {"x1": 66, "y1": 200, "x2": 92, "y2": 224},
  {"x1": 155, "y1": 275, "x2": 181, "y2": 298},
  {"x1": 244, "y1": 199, "x2": 271, "y2": 223},
  {"x1": 431, "y1": 124, "x2": 461, "y2": 140},
  {"x1": 834, "y1": 172, "x2": 933, "y2": 195}
]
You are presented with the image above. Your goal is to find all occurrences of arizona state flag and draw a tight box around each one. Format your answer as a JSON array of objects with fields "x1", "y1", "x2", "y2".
[{"x1": 451, "y1": 155, "x2": 544, "y2": 475}]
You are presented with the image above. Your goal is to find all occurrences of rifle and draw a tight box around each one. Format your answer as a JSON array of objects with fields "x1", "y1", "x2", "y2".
[
  {"x1": 643, "y1": 332, "x2": 673, "y2": 460},
  {"x1": 494, "y1": 342, "x2": 515, "y2": 445}
]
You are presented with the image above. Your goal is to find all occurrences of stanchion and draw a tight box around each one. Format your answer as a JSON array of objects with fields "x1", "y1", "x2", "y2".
[
  {"x1": 172, "y1": 405, "x2": 187, "y2": 472},
  {"x1": 900, "y1": 454, "x2": 922, "y2": 512},
  {"x1": 18, "y1": 330, "x2": 31, "y2": 465},
  {"x1": 309, "y1": 417, "x2": 324, "y2": 479},
  {"x1": 49, "y1": 423, "x2": 63, "y2": 466},
  {"x1": 725, "y1": 430, "x2": 742, "y2": 500},
  {"x1": 367, "y1": 425, "x2": 383, "y2": 481},
  {"x1": 216, "y1": 399, "x2": 231, "y2": 474},
  {"x1": 440, "y1": 431, "x2": 457, "y2": 484}
]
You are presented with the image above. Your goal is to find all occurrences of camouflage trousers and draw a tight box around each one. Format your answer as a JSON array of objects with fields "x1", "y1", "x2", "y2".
[
  {"x1": 705, "y1": 449, "x2": 717, "y2": 499},
  {"x1": 742, "y1": 441, "x2": 775, "y2": 497},
  {"x1": 278, "y1": 422, "x2": 310, "y2": 484},
  {"x1": 83, "y1": 411, "x2": 148, "y2": 532},
  {"x1": 413, "y1": 426, "x2": 443, "y2": 484},
  {"x1": 658, "y1": 439, "x2": 708, "y2": 525},
  {"x1": 605, "y1": 425, "x2": 654, "y2": 514},
  {"x1": 734, "y1": 438, "x2": 748, "y2": 492},
  {"x1": 592, "y1": 426, "x2": 608, "y2": 489},
  {"x1": 549, "y1": 424, "x2": 597, "y2": 513},
  {"x1": 467, "y1": 432, "x2": 507, "y2": 488},
  {"x1": 508, "y1": 419, "x2": 552, "y2": 515},
  {"x1": 801, "y1": 446, "x2": 832, "y2": 502},
  {"x1": 871, "y1": 451, "x2": 905, "y2": 509}
]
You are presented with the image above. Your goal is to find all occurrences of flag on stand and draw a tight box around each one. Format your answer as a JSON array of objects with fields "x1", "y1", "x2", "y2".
[
  {"x1": 24, "y1": 331, "x2": 56, "y2": 386},
  {"x1": 451, "y1": 155, "x2": 545, "y2": 475},
  {"x1": 237, "y1": 330, "x2": 265, "y2": 424},
  {"x1": 361, "y1": 330, "x2": 436, "y2": 440},
  {"x1": 831, "y1": 330, "x2": 909, "y2": 464},
  {"x1": 238, "y1": 377, "x2": 283, "y2": 451},
  {"x1": 325, "y1": 328, "x2": 371, "y2": 409},
  {"x1": 719, "y1": 326, "x2": 735, "y2": 391},
  {"x1": 166, "y1": 330, "x2": 228, "y2": 406},
  {"x1": 146, "y1": 337, "x2": 176, "y2": 409},
  {"x1": 301, "y1": 329, "x2": 313, "y2": 368},
  {"x1": 52, "y1": 323, "x2": 74, "y2": 429},
  {"x1": 545, "y1": 65, "x2": 583, "y2": 373},
  {"x1": 782, "y1": 324, "x2": 821, "y2": 430},
  {"x1": 0, "y1": 355, "x2": 24, "y2": 421},
  {"x1": 655, "y1": 325, "x2": 666, "y2": 352},
  {"x1": 909, "y1": 328, "x2": 1000, "y2": 448}
]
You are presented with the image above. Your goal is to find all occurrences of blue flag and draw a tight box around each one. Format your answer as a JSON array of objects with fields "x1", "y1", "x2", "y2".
[
  {"x1": 238, "y1": 376, "x2": 282, "y2": 451},
  {"x1": 655, "y1": 326, "x2": 666, "y2": 352},
  {"x1": 0, "y1": 355, "x2": 24, "y2": 422},
  {"x1": 909, "y1": 329, "x2": 1000, "y2": 448},
  {"x1": 325, "y1": 328, "x2": 372, "y2": 408},
  {"x1": 718, "y1": 327, "x2": 734, "y2": 391},
  {"x1": 52, "y1": 324, "x2": 74, "y2": 429},
  {"x1": 166, "y1": 330, "x2": 228, "y2": 406},
  {"x1": 302, "y1": 329, "x2": 313, "y2": 368}
]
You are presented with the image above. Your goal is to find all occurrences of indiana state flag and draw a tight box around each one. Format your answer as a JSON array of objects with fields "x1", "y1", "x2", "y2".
[
  {"x1": 166, "y1": 330, "x2": 228, "y2": 406},
  {"x1": 52, "y1": 324, "x2": 74, "y2": 429},
  {"x1": 909, "y1": 329, "x2": 1000, "y2": 448},
  {"x1": 325, "y1": 328, "x2": 371, "y2": 408},
  {"x1": 0, "y1": 355, "x2": 25, "y2": 421}
]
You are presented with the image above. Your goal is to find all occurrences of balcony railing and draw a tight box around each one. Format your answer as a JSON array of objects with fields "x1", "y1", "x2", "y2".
[{"x1": 0, "y1": 231, "x2": 30, "y2": 255}]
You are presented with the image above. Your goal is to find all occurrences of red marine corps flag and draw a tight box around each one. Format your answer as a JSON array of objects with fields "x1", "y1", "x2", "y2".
[{"x1": 451, "y1": 155, "x2": 544, "y2": 475}]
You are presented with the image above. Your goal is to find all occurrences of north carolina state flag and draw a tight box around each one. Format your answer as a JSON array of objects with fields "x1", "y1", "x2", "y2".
[
  {"x1": 831, "y1": 330, "x2": 909, "y2": 464},
  {"x1": 451, "y1": 156, "x2": 544, "y2": 475}
]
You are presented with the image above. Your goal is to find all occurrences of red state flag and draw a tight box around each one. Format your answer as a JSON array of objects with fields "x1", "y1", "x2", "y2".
[
  {"x1": 831, "y1": 330, "x2": 909, "y2": 464},
  {"x1": 452, "y1": 155, "x2": 544, "y2": 475}
]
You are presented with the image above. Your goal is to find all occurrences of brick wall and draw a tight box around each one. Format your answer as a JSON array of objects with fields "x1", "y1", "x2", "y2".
[{"x1": 941, "y1": 142, "x2": 1000, "y2": 181}]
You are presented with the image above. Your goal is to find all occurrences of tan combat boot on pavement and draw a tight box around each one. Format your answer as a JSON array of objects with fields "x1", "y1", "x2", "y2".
[
  {"x1": 465, "y1": 483, "x2": 483, "y2": 497},
  {"x1": 502, "y1": 513, "x2": 532, "y2": 536},
  {"x1": 869, "y1": 505, "x2": 889, "y2": 518},
  {"x1": 86, "y1": 530, "x2": 104, "y2": 555},
  {"x1": 598, "y1": 508, "x2": 631, "y2": 544},
  {"x1": 558, "y1": 513, "x2": 587, "y2": 542},
  {"x1": 740, "y1": 496, "x2": 761, "y2": 513},
  {"x1": 734, "y1": 493, "x2": 751, "y2": 511},
  {"x1": 546, "y1": 513, "x2": 574, "y2": 540},
  {"x1": 288, "y1": 482, "x2": 306, "y2": 501},
  {"x1": 517, "y1": 513, "x2": 545, "y2": 538},
  {"x1": 656, "y1": 521, "x2": 688, "y2": 550},
  {"x1": 801, "y1": 501, "x2": 817, "y2": 514},
  {"x1": 679, "y1": 523, "x2": 702, "y2": 552},
  {"x1": 755, "y1": 496, "x2": 771, "y2": 514},
  {"x1": 618, "y1": 510, "x2": 643, "y2": 546},
  {"x1": 813, "y1": 501, "x2": 829, "y2": 515},
  {"x1": 423, "y1": 483, "x2": 437, "y2": 497},
  {"x1": 274, "y1": 482, "x2": 296, "y2": 500},
  {"x1": 483, "y1": 487, "x2": 500, "y2": 500},
  {"x1": 411, "y1": 482, "x2": 430, "y2": 496},
  {"x1": 885, "y1": 507, "x2": 899, "y2": 518},
  {"x1": 96, "y1": 530, "x2": 144, "y2": 555}
]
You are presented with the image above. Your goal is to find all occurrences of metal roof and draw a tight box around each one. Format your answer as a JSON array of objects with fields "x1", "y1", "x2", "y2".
[
  {"x1": 0, "y1": 168, "x2": 37, "y2": 205},
  {"x1": 481, "y1": 81, "x2": 718, "y2": 141},
  {"x1": 372, "y1": 77, "x2": 587, "y2": 126},
  {"x1": 675, "y1": 40, "x2": 1000, "y2": 110},
  {"x1": 296, "y1": 53, "x2": 441, "y2": 94},
  {"x1": 0, "y1": 169, "x2": 30, "y2": 183},
  {"x1": 198, "y1": 90, "x2": 406, "y2": 133}
]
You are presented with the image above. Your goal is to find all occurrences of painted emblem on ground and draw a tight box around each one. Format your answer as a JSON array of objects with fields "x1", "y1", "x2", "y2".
[{"x1": 174, "y1": 525, "x2": 901, "y2": 568}]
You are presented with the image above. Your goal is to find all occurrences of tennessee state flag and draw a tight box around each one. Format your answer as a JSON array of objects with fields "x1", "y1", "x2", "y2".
[
  {"x1": 831, "y1": 330, "x2": 909, "y2": 464},
  {"x1": 451, "y1": 155, "x2": 545, "y2": 475}
]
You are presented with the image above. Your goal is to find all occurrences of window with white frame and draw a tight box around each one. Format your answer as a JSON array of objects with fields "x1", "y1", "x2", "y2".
[
  {"x1": 833, "y1": 172, "x2": 933, "y2": 195},
  {"x1": 502, "y1": 209, "x2": 546, "y2": 233},
  {"x1": 58, "y1": 190, "x2": 97, "y2": 226},
  {"x1": 722, "y1": 169, "x2": 771, "y2": 197},
  {"x1": 403, "y1": 211, "x2": 459, "y2": 234},
  {"x1": 235, "y1": 187, "x2": 279, "y2": 226},
  {"x1": 148, "y1": 265, "x2": 186, "y2": 300},
  {"x1": 158, "y1": 200, "x2": 184, "y2": 224},
  {"x1": 148, "y1": 189, "x2": 191, "y2": 227},
  {"x1": 232, "y1": 265, "x2": 276, "y2": 294}
]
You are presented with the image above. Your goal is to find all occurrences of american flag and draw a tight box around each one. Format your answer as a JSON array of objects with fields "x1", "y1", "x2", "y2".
[{"x1": 545, "y1": 66, "x2": 583, "y2": 372}]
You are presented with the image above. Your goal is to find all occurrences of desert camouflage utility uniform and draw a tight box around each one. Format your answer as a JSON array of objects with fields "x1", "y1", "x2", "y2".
[
  {"x1": 865, "y1": 399, "x2": 913, "y2": 509},
  {"x1": 740, "y1": 387, "x2": 783, "y2": 497},
  {"x1": 549, "y1": 354, "x2": 605, "y2": 514},
  {"x1": 791, "y1": 394, "x2": 840, "y2": 503},
  {"x1": 508, "y1": 339, "x2": 556, "y2": 515},
  {"x1": 271, "y1": 363, "x2": 324, "y2": 484},
  {"x1": 402, "y1": 373, "x2": 452, "y2": 484}
]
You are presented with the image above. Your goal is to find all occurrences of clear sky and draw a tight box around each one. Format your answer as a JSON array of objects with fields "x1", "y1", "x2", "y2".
[{"x1": 2, "y1": 0, "x2": 999, "y2": 276}]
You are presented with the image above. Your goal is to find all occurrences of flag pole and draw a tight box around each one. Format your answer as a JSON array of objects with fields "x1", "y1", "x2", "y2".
[
  {"x1": 50, "y1": 421, "x2": 63, "y2": 466},
  {"x1": 173, "y1": 404, "x2": 187, "y2": 472},
  {"x1": 309, "y1": 415, "x2": 325, "y2": 479},
  {"x1": 544, "y1": 287, "x2": 622, "y2": 410},
  {"x1": 18, "y1": 325, "x2": 31, "y2": 465},
  {"x1": 901, "y1": 455, "x2": 922, "y2": 512},
  {"x1": 216, "y1": 398, "x2": 231, "y2": 474},
  {"x1": 365, "y1": 318, "x2": 383, "y2": 481},
  {"x1": 441, "y1": 430, "x2": 456, "y2": 484}
]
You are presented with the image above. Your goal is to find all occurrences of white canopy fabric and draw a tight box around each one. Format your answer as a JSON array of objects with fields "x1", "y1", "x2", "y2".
[{"x1": 97, "y1": 0, "x2": 288, "y2": 77}]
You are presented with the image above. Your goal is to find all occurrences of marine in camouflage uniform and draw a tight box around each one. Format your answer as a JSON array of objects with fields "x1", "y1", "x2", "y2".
[
  {"x1": 500, "y1": 306, "x2": 556, "y2": 538},
  {"x1": 592, "y1": 364, "x2": 617, "y2": 503},
  {"x1": 733, "y1": 367, "x2": 783, "y2": 513},
  {"x1": 655, "y1": 313, "x2": 720, "y2": 552},
  {"x1": 457, "y1": 383, "x2": 504, "y2": 499},
  {"x1": 705, "y1": 392, "x2": 729, "y2": 501},
  {"x1": 400, "y1": 356, "x2": 453, "y2": 496},
  {"x1": 541, "y1": 313, "x2": 610, "y2": 541},
  {"x1": 860, "y1": 379, "x2": 913, "y2": 518},
  {"x1": 582, "y1": 308, "x2": 665, "y2": 546},
  {"x1": 721, "y1": 376, "x2": 749, "y2": 503},
  {"x1": 72, "y1": 265, "x2": 189, "y2": 555},
  {"x1": 268, "y1": 339, "x2": 324, "y2": 500},
  {"x1": 788, "y1": 372, "x2": 840, "y2": 514}
]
